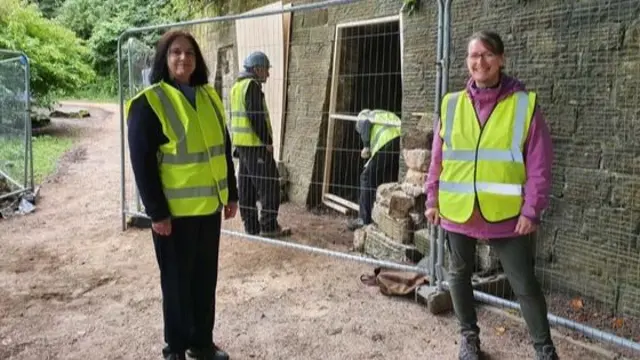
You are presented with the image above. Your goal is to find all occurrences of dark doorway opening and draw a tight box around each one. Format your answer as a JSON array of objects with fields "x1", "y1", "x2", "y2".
[{"x1": 329, "y1": 20, "x2": 403, "y2": 204}]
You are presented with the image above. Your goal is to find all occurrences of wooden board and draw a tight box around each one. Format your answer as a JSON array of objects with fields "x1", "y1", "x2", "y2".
[
  {"x1": 235, "y1": 1, "x2": 289, "y2": 161},
  {"x1": 281, "y1": 3, "x2": 292, "y2": 151}
]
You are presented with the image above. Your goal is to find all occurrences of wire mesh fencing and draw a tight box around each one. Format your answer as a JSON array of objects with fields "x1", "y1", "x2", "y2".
[
  {"x1": 120, "y1": 37, "x2": 156, "y2": 223},
  {"x1": 116, "y1": 0, "x2": 640, "y2": 356},
  {"x1": 120, "y1": 1, "x2": 439, "y2": 267},
  {"x1": 446, "y1": 0, "x2": 640, "y2": 355},
  {"x1": 0, "y1": 50, "x2": 32, "y2": 202},
  {"x1": 118, "y1": 0, "x2": 440, "y2": 280}
]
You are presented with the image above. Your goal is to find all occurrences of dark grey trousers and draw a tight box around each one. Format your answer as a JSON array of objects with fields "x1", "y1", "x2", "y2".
[
  {"x1": 446, "y1": 231, "x2": 554, "y2": 351},
  {"x1": 359, "y1": 138, "x2": 400, "y2": 224},
  {"x1": 236, "y1": 146, "x2": 281, "y2": 233}
]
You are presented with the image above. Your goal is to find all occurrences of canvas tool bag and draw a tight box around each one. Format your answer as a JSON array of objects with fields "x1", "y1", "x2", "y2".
[{"x1": 360, "y1": 267, "x2": 429, "y2": 296}]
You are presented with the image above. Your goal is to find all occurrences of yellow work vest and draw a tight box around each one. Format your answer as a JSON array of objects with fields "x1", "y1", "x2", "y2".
[
  {"x1": 438, "y1": 90, "x2": 536, "y2": 223},
  {"x1": 125, "y1": 81, "x2": 229, "y2": 217},
  {"x1": 229, "y1": 78, "x2": 272, "y2": 146},
  {"x1": 369, "y1": 110, "x2": 402, "y2": 157}
]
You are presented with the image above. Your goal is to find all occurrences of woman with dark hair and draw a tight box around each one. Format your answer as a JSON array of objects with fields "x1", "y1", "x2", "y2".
[
  {"x1": 127, "y1": 30, "x2": 238, "y2": 360},
  {"x1": 425, "y1": 31, "x2": 558, "y2": 360}
]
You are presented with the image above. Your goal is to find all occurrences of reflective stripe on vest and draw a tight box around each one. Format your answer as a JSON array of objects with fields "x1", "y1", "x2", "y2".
[
  {"x1": 441, "y1": 91, "x2": 530, "y2": 163},
  {"x1": 127, "y1": 82, "x2": 230, "y2": 217},
  {"x1": 151, "y1": 86, "x2": 226, "y2": 165},
  {"x1": 369, "y1": 111, "x2": 401, "y2": 157},
  {"x1": 229, "y1": 78, "x2": 272, "y2": 146},
  {"x1": 438, "y1": 90, "x2": 535, "y2": 223}
]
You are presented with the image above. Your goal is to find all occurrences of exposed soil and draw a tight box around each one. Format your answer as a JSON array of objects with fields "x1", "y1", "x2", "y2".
[{"x1": 0, "y1": 102, "x2": 634, "y2": 360}]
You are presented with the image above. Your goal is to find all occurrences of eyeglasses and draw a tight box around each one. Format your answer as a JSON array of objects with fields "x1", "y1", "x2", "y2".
[{"x1": 467, "y1": 52, "x2": 497, "y2": 60}]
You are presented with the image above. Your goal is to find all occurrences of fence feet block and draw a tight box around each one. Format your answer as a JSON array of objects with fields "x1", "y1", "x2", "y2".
[
  {"x1": 416, "y1": 285, "x2": 453, "y2": 315},
  {"x1": 127, "y1": 216, "x2": 152, "y2": 229}
]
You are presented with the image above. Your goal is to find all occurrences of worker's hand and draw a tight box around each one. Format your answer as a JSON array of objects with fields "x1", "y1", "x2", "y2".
[
  {"x1": 515, "y1": 215, "x2": 537, "y2": 235},
  {"x1": 424, "y1": 208, "x2": 440, "y2": 225},
  {"x1": 266, "y1": 145, "x2": 273, "y2": 152},
  {"x1": 152, "y1": 217, "x2": 172, "y2": 236},
  {"x1": 361, "y1": 147, "x2": 371, "y2": 159},
  {"x1": 224, "y1": 202, "x2": 238, "y2": 220}
]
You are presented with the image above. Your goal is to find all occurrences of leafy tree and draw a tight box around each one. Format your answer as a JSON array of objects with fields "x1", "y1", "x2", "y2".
[
  {"x1": 30, "y1": 0, "x2": 63, "y2": 19},
  {"x1": 54, "y1": 0, "x2": 98, "y2": 40},
  {"x1": 0, "y1": 0, "x2": 95, "y2": 102},
  {"x1": 57, "y1": 0, "x2": 181, "y2": 77}
]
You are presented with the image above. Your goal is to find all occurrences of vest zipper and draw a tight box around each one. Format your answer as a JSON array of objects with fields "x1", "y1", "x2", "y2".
[{"x1": 471, "y1": 97, "x2": 497, "y2": 223}]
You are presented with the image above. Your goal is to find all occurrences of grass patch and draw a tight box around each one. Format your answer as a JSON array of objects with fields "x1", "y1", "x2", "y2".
[
  {"x1": 32, "y1": 135, "x2": 74, "y2": 183},
  {"x1": 58, "y1": 75, "x2": 118, "y2": 103},
  {"x1": 0, "y1": 134, "x2": 74, "y2": 186}
]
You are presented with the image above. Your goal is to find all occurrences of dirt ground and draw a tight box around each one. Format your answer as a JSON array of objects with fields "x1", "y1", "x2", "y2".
[{"x1": 0, "y1": 102, "x2": 633, "y2": 360}]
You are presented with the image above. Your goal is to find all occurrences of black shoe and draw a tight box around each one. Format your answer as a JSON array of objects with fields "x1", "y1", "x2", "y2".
[
  {"x1": 186, "y1": 345, "x2": 229, "y2": 360},
  {"x1": 164, "y1": 353, "x2": 186, "y2": 360},
  {"x1": 260, "y1": 225, "x2": 291, "y2": 238}
]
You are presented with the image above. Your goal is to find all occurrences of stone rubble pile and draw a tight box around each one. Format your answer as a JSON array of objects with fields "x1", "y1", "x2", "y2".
[
  {"x1": 353, "y1": 147, "x2": 431, "y2": 263},
  {"x1": 353, "y1": 125, "x2": 500, "y2": 274}
]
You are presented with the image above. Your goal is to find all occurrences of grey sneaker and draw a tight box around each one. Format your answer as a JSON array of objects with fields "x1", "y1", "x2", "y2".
[
  {"x1": 536, "y1": 345, "x2": 559, "y2": 360},
  {"x1": 347, "y1": 218, "x2": 365, "y2": 231},
  {"x1": 459, "y1": 333, "x2": 481, "y2": 360}
]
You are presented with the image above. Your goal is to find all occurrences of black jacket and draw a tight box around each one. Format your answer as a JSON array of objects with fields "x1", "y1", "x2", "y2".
[
  {"x1": 237, "y1": 73, "x2": 272, "y2": 146},
  {"x1": 127, "y1": 81, "x2": 239, "y2": 222}
]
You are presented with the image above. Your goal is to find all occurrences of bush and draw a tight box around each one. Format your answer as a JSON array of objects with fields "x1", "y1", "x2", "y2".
[{"x1": 0, "y1": 0, "x2": 95, "y2": 102}]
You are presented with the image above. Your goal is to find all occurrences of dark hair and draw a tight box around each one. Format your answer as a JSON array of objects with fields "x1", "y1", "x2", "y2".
[
  {"x1": 149, "y1": 30, "x2": 210, "y2": 86},
  {"x1": 468, "y1": 30, "x2": 505, "y2": 55}
]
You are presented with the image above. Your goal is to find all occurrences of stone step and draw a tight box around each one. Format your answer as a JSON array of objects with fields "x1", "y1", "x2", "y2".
[{"x1": 363, "y1": 225, "x2": 419, "y2": 263}]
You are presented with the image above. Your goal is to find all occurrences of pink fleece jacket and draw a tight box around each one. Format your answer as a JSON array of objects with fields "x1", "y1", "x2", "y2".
[{"x1": 425, "y1": 75, "x2": 553, "y2": 239}]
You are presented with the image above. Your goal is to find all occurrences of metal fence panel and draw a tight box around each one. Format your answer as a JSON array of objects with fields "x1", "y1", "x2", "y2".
[
  {"x1": 0, "y1": 50, "x2": 32, "y2": 202},
  {"x1": 121, "y1": 38, "x2": 155, "y2": 222},
  {"x1": 116, "y1": 0, "x2": 640, "y2": 356}
]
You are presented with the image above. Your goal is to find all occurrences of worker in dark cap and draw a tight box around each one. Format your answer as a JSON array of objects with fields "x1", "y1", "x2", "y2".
[{"x1": 229, "y1": 51, "x2": 291, "y2": 238}]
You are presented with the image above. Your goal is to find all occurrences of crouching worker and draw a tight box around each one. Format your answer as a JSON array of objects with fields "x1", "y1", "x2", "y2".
[
  {"x1": 127, "y1": 30, "x2": 238, "y2": 360},
  {"x1": 347, "y1": 109, "x2": 401, "y2": 231}
]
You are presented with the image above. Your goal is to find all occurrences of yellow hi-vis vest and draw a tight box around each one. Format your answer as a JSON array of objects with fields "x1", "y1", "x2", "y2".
[
  {"x1": 438, "y1": 90, "x2": 536, "y2": 223},
  {"x1": 229, "y1": 78, "x2": 272, "y2": 146},
  {"x1": 369, "y1": 110, "x2": 402, "y2": 157},
  {"x1": 125, "y1": 81, "x2": 229, "y2": 217}
]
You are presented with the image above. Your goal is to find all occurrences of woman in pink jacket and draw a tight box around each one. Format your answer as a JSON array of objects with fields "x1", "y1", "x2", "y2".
[{"x1": 425, "y1": 31, "x2": 558, "y2": 360}]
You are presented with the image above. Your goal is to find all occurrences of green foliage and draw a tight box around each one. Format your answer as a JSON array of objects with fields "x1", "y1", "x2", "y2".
[
  {"x1": 31, "y1": 0, "x2": 63, "y2": 18},
  {"x1": 0, "y1": 0, "x2": 95, "y2": 102},
  {"x1": 57, "y1": 0, "x2": 181, "y2": 77},
  {"x1": 0, "y1": 133, "x2": 73, "y2": 185},
  {"x1": 30, "y1": 134, "x2": 74, "y2": 183},
  {"x1": 54, "y1": 0, "x2": 97, "y2": 39},
  {"x1": 59, "y1": 75, "x2": 119, "y2": 102},
  {"x1": 4, "y1": 0, "x2": 221, "y2": 102},
  {"x1": 161, "y1": 0, "x2": 209, "y2": 20}
]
